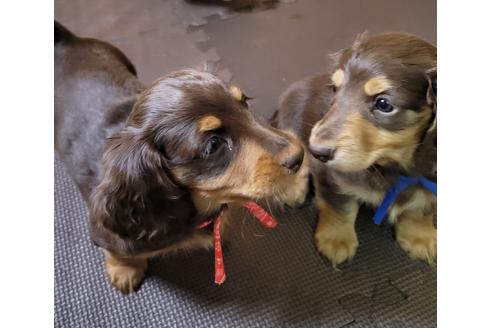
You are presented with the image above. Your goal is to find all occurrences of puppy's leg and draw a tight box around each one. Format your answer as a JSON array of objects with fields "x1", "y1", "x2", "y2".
[
  {"x1": 103, "y1": 250, "x2": 148, "y2": 294},
  {"x1": 395, "y1": 210, "x2": 437, "y2": 264},
  {"x1": 315, "y1": 196, "x2": 359, "y2": 267}
]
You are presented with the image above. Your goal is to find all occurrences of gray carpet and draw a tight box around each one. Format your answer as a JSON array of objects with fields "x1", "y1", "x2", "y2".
[
  {"x1": 55, "y1": 1, "x2": 436, "y2": 327},
  {"x1": 55, "y1": 157, "x2": 435, "y2": 327}
]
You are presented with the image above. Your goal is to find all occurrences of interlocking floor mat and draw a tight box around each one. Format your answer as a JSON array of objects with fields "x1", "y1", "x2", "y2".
[{"x1": 55, "y1": 157, "x2": 436, "y2": 328}]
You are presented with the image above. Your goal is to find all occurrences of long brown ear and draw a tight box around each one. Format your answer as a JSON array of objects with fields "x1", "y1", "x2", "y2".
[
  {"x1": 425, "y1": 67, "x2": 437, "y2": 132},
  {"x1": 89, "y1": 129, "x2": 196, "y2": 253},
  {"x1": 414, "y1": 67, "x2": 437, "y2": 177}
]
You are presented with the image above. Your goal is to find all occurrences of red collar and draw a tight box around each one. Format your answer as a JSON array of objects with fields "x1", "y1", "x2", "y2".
[{"x1": 198, "y1": 201, "x2": 277, "y2": 285}]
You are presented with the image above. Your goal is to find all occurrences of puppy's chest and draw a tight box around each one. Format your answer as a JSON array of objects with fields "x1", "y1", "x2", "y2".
[
  {"x1": 147, "y1": 207, "x2": 234, "y2": 258},
  {"x1": 387, "y1": 188, "x2": 435, "y2": 223},
  {"x1": 334, "y1": 174, "x2": 434, "y2": 222},
  {"x1": 334, "y1": 175, "x2": 385, "y2": 206}
]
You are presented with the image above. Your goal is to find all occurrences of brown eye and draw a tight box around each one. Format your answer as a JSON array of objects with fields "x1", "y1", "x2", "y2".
[
  {"x1": 374, "y1": 97, "x2": 394, "y2": 113},
  {"x1": 204, "y1": 136, "x2": 225, "y2": 157}
]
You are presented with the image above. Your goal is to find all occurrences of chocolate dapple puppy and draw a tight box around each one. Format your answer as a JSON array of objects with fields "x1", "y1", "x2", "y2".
[
  {"x1": 55, "y1": 21, "x2": 309, "y2": 293},
  {"x1": 275, "y1": 32, "x2": 436, "y2": 266}
]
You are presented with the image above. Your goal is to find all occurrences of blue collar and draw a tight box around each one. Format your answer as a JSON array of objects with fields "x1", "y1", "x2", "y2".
[{"x1": 372, "y1": 175, "x2": 437, "y2": 225}]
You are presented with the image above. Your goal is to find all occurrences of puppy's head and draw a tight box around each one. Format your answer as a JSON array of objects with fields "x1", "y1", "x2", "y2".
[
  {"x1": 309, "y1": 33, "x2": 436, "y2": 173},
  {"x1": 90, "y1": 70, "x2": 308, "y2": 244}
]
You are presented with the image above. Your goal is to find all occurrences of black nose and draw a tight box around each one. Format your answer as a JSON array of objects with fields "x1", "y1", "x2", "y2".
[
  {"x1": 282, "y1": 149, "x2": 304, "y2": 173},
  {"x1": 309, "y1": 144, "x2": 335, "y2": 163}
]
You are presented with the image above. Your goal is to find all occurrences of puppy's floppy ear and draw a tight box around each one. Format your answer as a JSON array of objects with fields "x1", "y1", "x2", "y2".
[
  {"x1": 425, "y1": 67, "x2": 437, "y2": 132},
  {"x1": 89, "y1": 129, "x2": 196, "y2": 250},
  {"x1": 414, "y1": 67, "x2": 437, "y2": 177}
]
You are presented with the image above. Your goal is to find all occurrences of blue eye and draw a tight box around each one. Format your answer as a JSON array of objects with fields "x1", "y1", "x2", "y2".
[{"x1": 374, "y1": 98, "x2": 394, "y2": 113}]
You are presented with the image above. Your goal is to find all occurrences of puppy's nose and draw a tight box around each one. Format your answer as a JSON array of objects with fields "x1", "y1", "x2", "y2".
[
  {"x1": 309, "y1": 144, "x2": 336, "y2": 163},
  {"x1": 282, "y1": 149, "x2": 304, "y2": 173}
]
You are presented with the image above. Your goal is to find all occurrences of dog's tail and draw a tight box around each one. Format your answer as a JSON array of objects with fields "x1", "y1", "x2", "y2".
[{"x1": 55, "y1": 20, "x2": 76, "y2": 44}]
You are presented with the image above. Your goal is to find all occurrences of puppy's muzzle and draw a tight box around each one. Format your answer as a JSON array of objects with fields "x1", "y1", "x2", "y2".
[
  {"x1": 284, "y1": 173, "x2": 314, "y2": 209},
  {"x1": 281, "y1": 148, "x2": 304, "y2": 173}
]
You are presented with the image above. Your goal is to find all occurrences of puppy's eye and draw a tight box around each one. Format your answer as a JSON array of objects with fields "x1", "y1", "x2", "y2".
[
  {"x1": 374, "y1": 98, "x2": 394, "y2": 113},
  {"x1": 204, "y1": 136, "x2": 225, "y2": 156}
]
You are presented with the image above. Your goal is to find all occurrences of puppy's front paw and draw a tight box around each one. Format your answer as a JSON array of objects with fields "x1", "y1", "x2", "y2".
[
  {"x1": 396, "y1": 216, "x2": 437, "y2": 264},
  {"x1": 315, "y1": 224, "x2": 359, "y2": 267},
  {"x1": 105, "y1": 261, "x2": 146, "y2": 294},
  {"x1": 104, "y1": 253, "x2": 147, "y2": 294}
]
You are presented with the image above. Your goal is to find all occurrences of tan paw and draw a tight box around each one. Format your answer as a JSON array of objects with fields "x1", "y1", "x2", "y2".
[
  {"x1": 397, "y1": 226, "x2": 437, "y2": 264},
  {"x1": 105, "y1": 261, "x2": 146, "y2": 294},
  {"x1": 315, "y1": 225, "x2": 359, "y2": 267}
]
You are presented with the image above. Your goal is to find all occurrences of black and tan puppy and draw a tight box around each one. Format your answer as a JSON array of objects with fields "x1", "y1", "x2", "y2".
[
  {"x1": 55, "y1": 21, "x2": 309, "y2": 293},
  {"x1": 275, "y1": 32, "x2": 436, "y2": 266}
]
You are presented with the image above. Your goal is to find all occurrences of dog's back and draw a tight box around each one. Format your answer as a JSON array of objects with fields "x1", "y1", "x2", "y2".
[
  {"x1": 54, "y1": 21, "x2": 145, "y2": 199},
  {"x1": 275, "y1": 74, "x2": 335, "y2": 145}
]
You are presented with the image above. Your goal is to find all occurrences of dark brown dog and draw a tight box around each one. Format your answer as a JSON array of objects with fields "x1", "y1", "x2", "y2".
[
  {"x1": 275, "y1": 32, "x2": 436, "y2": 266},
  {"x1": 54, "y1": 21, "x2": 309, "y2": 293}
]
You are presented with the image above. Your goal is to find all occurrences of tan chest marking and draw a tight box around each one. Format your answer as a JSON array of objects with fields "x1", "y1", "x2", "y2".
[
  {"x1": 388, "y1": 189, "x2": 435, "y2": 224},
  {"x1": 333, "y1": 175, "x2": 384, "y2": 206},
  {"x1": 334, "y1": 176, "x2": 435, "y2": 225}
]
